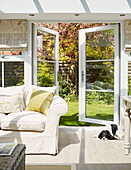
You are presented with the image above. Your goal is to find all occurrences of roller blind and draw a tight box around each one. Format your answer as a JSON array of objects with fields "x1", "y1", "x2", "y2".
[
  {"x1": 125, "y1": 20, "x2": 131, "y2": 52},
  {"x1": 0, "y1": 19, "x2": 28, "y2": 51}
]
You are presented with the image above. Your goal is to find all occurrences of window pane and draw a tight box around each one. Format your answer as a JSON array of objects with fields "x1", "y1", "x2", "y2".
[
  {"x1": 86, "y1": 61, "x2": 114, "y2": 90},
  {"x1": 37, "y1": 31, "x2": 55, "y2": 61},
  {"x1": 4, "y1": 62, "x2": 24, "y2": 87},
  {"x1": 86, "y1": 29, "x2": 114, "y2": 60},
  {"x1": 86, "y1": 91, "x2": 114, "y2": 121},
  {"x1": 128, "y1": 61, "x2": 131, "y2": 95},
  {"x1": 37, "y1": 31, "x2": 55, "y2": 87}
]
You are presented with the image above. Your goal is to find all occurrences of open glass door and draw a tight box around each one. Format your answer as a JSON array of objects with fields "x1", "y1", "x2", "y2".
[
  {"x1": 32, "y1": 23, "x2": 59, "y2": 94},
  {"x1": 79, "y1": 24, "x2": 119, "y2": 125}
]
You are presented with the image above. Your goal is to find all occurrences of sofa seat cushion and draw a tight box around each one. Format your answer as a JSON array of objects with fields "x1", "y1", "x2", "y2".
[{"x1": 1, "y1": 111, "x2": 46, "y2": 132}]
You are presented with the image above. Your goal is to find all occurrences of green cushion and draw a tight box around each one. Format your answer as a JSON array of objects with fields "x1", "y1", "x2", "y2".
[{"x1": 25, "y1": 88, "x2": 55, "y2": 115}]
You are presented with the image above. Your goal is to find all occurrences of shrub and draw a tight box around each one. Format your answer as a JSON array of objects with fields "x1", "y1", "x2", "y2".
[
  {"x1": 37, "y1": 62, "x2": 54, "y2": 87},
  {"x1": 86, "y1": 91, "x2": 114, "y2": 105},
  {"x1": 59, "y1": 74, "x2": 78, "y2": 101}
]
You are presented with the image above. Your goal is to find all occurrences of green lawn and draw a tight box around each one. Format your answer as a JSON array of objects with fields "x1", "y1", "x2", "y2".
[{"x1": 59, "y1": 101, "x2": 114, "y2": 126}]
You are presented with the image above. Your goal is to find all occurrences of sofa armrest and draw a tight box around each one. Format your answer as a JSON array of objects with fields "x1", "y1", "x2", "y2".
[
  {"x1": 47, "y1": 95, "x2": 68, "y2": 116},
  {"x1": 44, "y1": 95, "x2": 68, "y2": 135}
]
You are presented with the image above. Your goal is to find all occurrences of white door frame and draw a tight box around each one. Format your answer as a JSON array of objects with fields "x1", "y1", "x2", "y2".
[
  {"x1": 32, "y1": 23, "x2": 59, "y2": 94},
  {"x1": 79, "y1": 24, "x2": 120, "y2": 125}
]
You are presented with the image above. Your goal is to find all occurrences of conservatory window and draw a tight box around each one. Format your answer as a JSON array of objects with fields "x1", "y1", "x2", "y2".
[
  {"x1": 0, "y1": 51, "x2": 24, "y2": 87},
  {"x1": 0, "y1": 19, "x2": 27, "y2": 87}
]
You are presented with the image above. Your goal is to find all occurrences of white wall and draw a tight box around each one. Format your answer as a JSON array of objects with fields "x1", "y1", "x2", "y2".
[{"x1": 0, "y1": 0, "x2": 131, "y2": 13}]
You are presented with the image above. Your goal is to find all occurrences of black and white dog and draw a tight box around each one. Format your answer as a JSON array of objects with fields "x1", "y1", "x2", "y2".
[{"x1": 94, "y1": 124, "x2": 124, "y2": 140}]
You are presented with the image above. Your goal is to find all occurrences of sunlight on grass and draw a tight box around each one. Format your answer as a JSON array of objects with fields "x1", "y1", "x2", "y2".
[{"x1": 59, "y1": 101, "x2": 114, "y2": 126}]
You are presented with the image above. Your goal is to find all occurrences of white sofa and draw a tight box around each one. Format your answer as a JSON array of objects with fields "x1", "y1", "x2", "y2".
[{"x1": 0, "y1": 85, "x2": 68, "y2": 155}]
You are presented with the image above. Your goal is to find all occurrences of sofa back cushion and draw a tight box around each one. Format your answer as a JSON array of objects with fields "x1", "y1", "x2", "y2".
[
  {"x1": 1, "y1": 111, "x2": 46, "y2": 132},
  {"x1": 0, "y1": 85, "x2": 25, "y2": 111},
  {"x1": 25, "y1": 88, "x2": 55, "y2": 116},
  {"x1": 0, "y1": 94, "x2": 23, "y2": 113}
]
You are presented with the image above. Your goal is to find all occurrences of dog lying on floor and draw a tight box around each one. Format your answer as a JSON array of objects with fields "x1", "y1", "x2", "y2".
[{"x1": 94, "y1": 124, "x2": 124, "y2": 140}]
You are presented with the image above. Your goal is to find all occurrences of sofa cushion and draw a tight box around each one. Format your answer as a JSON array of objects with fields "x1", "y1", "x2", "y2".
[
  {"x1": 24, "y1": 85, "x2": 57, "y2": 107},
  {"x1": 0, "y1": 85, "x2": 25, "y2": 110},
  {"x1": 0, "y1": 94, "x2": 23, "y2": 113},
  {"x1": 25, "y1": 88, "x2": 55, "y2": 116},
  {"x1": 1, "y1": 111, "x2": 46, "y2": 132}
]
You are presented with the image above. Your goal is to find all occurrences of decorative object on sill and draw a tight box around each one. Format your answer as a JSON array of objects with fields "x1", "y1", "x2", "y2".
[
  {"x1": 125, "y1": 20, "x2": 131, "y2": 52},
  {"x1": 0, "y1": 19, "x2": 28, "y2": 51}
]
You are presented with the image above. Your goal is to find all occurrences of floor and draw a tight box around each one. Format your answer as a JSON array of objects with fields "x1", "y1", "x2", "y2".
[{"x1": 26, "y1": 127, "x2": 131, "y2": 170}]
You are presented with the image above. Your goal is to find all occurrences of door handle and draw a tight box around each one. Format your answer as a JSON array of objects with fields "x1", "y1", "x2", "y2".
[{"x1": 82, "y1": 71, "x2": 84, "y2": 82}]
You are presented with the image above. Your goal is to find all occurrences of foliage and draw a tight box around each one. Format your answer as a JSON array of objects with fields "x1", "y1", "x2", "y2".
[
  {"x1": 59, "y1": 73, "x2": 78, "y2": 101},
  {"x1": 38, "y1": 33, "x2": 55, "y2": 61},
  {"x1": 86, "y1": 29, "x2": 114, "y2": 89},
  {"x1": 37, "y1": 62, "x2": 54, "y2": 87},
  {"x1": 86, "y1": 91, "x2": 114, "y2": 105},
  {"x1": 41, "y1": 23, "x2": 111, "y2": 96},
  {"x1": 41, "y1": 22, "x2": 112, "y2": 63},
  {"x1": 86, "y1": 29, "x2": 114, "y2": 60},
  {"x1": 128, "y1": 76, "x2": 131, "y2": 95}
]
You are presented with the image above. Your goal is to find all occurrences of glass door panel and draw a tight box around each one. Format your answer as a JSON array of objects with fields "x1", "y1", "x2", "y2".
[
  {"x1": 79, "y1": 24, "x2": 119, "y2": 125},
  {"x1": 37, "y1": 31, "x2": 55, "y2": 87},
  {"x1": 86, "y1": 91, "x2": 114, "y2": 121},
  {"x1": 86, "y1": 61, "x2": 114, "y2": 91},
  {"x1": 86, "y1": 29, "x2": 114, "y2": 60},
  {"x1": 32, "y1": 24, "x2": 59, "y2": 94}
]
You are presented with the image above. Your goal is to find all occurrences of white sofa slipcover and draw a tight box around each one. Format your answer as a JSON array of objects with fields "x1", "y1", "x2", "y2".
[
  {"x1": 1, "y1": 111, "x2": 46, "y2": 131},
  {"x1": 0, "y1": 86, "x2": 68, "y2": 155}
]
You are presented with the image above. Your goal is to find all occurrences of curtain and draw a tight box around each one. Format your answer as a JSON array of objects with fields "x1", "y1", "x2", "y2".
[{"x1": 0, "y1": 19, "x2": 28, "y2": 51}]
